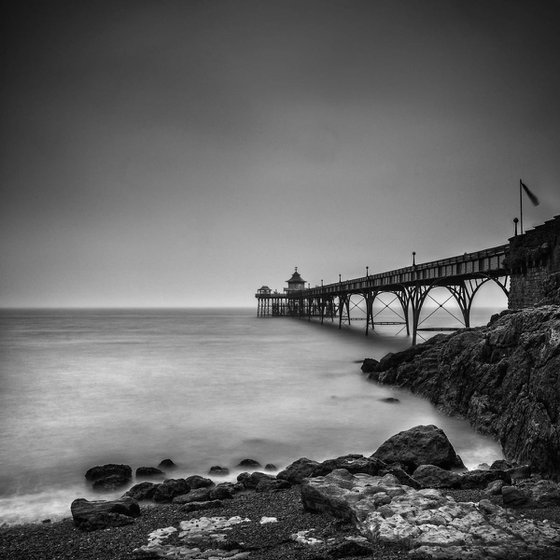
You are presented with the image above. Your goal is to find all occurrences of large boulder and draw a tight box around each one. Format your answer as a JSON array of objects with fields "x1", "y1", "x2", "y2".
[
  {"x1": 371, "y1": 425, "x2": 465, "y2": 472},
  {"x1": 71, "y1": 497, "x2": 140, "y2": 531}
]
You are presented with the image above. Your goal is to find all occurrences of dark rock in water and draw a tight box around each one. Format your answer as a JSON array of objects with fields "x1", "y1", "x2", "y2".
[
  {"x1": 71, "y1": 497, "x2": 140, "y2": 531},
  {"x1": 124, "y1": 482, "x2": 157, "y2": 501},
  {"x1": 264, "y1": 463, "x2": 277, "y2": 471},
  {"x1": 158, "y1": 458, "x2": 176, "y2": 469},
  {"x1": 85, "y1": 464, "x2": 132, "y2": 482},
  {"x1": 185, "y1": 475, "x2": 214, "y2": 489},
  {"x1": 379, "y1": 397, "x2": 400, "y2": 403},
  {"x1": 368, "y1": 306, "x2": 560, "y2": 477},
  {"x1": 277, "y1": 458, "x2": 320, "y2": 484},
  {"x1": 152, "y1": 479, "x2": 189, "y2": 502},
  {"x1": 136, "y1": 467, "x2": 165, "y2": 478},
  {"x1": 92, "y1": 474, "x2": 131, "y2": 491},
  {"x1": 237, "y1": 458, "x2": 261, "y2": 468},
  {"x1": 361, "y1": 358, "x2": 379, "y2": 373},
  {"x1": 371, "y1": 425, "x2": 465, "y2": 473},
  {"x1": 208, "y1": 465, "x2": 230, "y2": 476}
]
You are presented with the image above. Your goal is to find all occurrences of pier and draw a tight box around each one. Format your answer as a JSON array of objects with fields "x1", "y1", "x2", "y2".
[{"x1": 256, "y1": 215, "x2": 560, "y2": 345}]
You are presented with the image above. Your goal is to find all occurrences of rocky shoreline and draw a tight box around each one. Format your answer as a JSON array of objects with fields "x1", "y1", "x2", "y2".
[
  {"x1": 2, "y1": 424, "x2": 560, "y2": 560},
  {"x1": 361, "y1": 305, "x2": 560, "y2": 477}
]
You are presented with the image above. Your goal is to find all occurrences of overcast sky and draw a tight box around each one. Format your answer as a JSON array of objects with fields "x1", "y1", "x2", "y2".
[{"x1": 2, "y1": 0, "x2": 560, "y2": 308}]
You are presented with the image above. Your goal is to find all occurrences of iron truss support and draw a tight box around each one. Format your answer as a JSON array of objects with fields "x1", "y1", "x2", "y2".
[{"x1": 403, "y1": 274, "x2": 509, "y2": 345}]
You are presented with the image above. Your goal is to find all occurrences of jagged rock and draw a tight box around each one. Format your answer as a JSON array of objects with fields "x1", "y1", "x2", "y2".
[
  {"x1": 158, "y1": 458, "x2": 176, "y2": 469},
  {"x1": 71, "y1": 496, "x2": 140, "y2": 531},
  {"x1": 208, "y1": 465, "x2": 230, "y2": 476},
  {"x1": 125, "y1": 482, "x2": 158, "y2": 501},
  {"x1": 136, "y1": 467, "x2": 165, "y2": 478},
  {"x1": 371, "y1": 425, "x2": 465, "y2": 472},
  {"x1": 412, "y1": 465, "x2": 462, "y2": 488},
  {"x1": 367, "y1": 306, "x2": 560, "y2": 477},
  {"x1": 301, "y1": 468, "x2": 560, "y2": 558},
  {"x1": 152, "y1": 479, "x2": 189, "y2": 502},
  {"x1": 277, "y1": 457, "x2": 320, "y2": 484},
  {"x1": 264, "y1": 463, "x2": 277, "y2": 471},
  {"x1": 237, "y1": 458, "x2": 261, "y2": 468}
]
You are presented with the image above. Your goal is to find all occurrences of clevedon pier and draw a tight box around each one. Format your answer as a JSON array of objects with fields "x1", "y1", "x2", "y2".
[{"x1": 255, "y1": 215, "x2": 560, "y2": 344}]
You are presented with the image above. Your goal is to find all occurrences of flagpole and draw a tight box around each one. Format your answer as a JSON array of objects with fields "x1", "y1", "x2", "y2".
[{"x1": 519, "y1": 179, "x2": 523, "y2": 234}]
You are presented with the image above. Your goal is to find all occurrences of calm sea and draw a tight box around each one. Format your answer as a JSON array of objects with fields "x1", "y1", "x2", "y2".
[{"x1": 0, "y1": 307, "x2": 503, "y2": 526}]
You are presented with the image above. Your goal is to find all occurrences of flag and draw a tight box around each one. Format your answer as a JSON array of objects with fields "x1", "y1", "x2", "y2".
[{"x1": 520, "y1": 180, "x2": 540, "y2": 206}]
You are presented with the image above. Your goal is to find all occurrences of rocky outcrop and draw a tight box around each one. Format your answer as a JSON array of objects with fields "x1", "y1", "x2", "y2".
[
  {"x1": 364, "y1": 305, "x2": 560, "y2": 477},
  {"x1": 301, "y1": 468, "x2": 560, "y2": 559}
]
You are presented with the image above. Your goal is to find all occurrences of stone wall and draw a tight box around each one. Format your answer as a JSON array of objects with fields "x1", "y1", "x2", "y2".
[{"x1": 508, "y1": 215, "x2": 560, "y2": 308}]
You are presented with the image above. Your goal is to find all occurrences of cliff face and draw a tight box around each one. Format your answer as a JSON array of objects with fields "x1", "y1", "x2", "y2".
[{"x1": 367, "y1": 305, "x2": 560, "y2": 477}]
